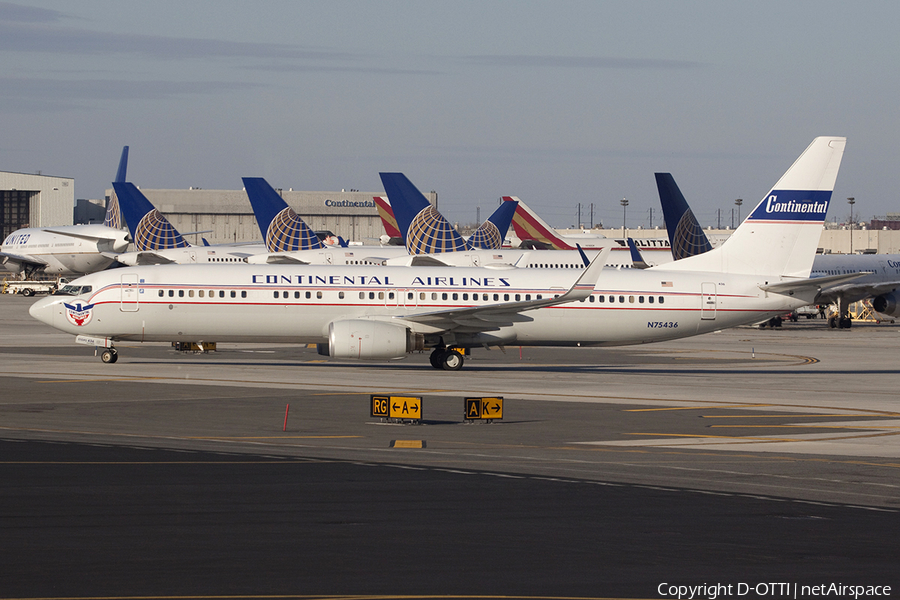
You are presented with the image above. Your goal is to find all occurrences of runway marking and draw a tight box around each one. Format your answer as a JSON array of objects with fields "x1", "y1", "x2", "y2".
[
  {"x1": 710, "y1": 425, "x2": 900, "y2": 430},
  {"x1": 0, "y1": 460, "x2": 324, "y2": 465},
  {"x1": 186, "y1": 436, "x2": 363, "y2": 440},
  {"x1": 626, "y1": 404, "x2": 771, "y2": 412},
  {"x1": 701, "y1": 414, "x2": 885, "y2": 418},
  {"x1": 627, "y1": 432, "x2": 806, "y2": 442},
  {"x1": 35, "y1": 377, "x2": 164, "y2": 384}
]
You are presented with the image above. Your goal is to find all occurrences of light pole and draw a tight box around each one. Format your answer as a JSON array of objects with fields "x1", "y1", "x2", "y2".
[
  {"x1": 620, "y1": 197, "x2": 629, "y2": 239},
  {"x1": 734, "y1": 198, "x2": 743, "y2": 224},
  {"x1": 848, "y1": 197, "x2": 855, "y2": 254}
]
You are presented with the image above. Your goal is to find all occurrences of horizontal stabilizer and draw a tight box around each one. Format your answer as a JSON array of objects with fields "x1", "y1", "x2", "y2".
[
  {"x1": 262, "y1": 254, "x2": 311, "y2": 265},
  {"x1": 133, "y1": 252, "x2": 177, "y2": 265},
  {"x1": 759, "y1": 271, "x2": 870, "y2": 294}
]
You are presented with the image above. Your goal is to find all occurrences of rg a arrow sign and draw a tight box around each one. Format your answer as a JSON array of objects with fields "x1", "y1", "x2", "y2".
[{"x1": 388, "y1": 396, "x2": 422, "y2": 420}]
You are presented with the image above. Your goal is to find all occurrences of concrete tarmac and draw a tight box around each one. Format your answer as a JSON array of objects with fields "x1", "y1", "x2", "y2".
[{"x1": 1, "y1": 293, "x2": 899, "y2": 597}]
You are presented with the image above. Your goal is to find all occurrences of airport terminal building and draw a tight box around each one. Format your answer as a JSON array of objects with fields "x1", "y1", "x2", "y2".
[{"x1": 0, "y1": 172, "x2": 74, "y2": 239}]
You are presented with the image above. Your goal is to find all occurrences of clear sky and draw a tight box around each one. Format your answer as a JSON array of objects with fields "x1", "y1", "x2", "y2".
[{"x1": 2, "y1": 0, "x2": 897, "y2": 229}]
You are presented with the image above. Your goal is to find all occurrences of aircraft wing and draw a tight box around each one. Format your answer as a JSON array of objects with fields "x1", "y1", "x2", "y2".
[
  {"x1": 814, "y1": 279, "x2": 900, "y2": 305},
  {"x1": 42, "y1": 229, "x2": 124, "y2": 243},
  {"x1": 759, "y1": 272, "x2": 871, "y2": 295},
  {"x1": 394, "y1": 247, "x2": 608, "y2": 332},
  {"x1": 0, "y1": 251, "x2": 47, "y2": 269}
]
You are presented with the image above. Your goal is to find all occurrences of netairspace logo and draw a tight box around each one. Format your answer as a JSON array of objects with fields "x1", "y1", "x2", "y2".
[{"x1": 657, "y1": 582, "x2": 892, "y2": 599}]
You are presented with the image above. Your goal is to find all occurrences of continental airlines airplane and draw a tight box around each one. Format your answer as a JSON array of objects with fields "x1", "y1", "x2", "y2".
[
  {"x1": 1, "y1": 148, "x2": 131, "y2": 278},
  {"x1": 32, "y1": 137, "x2": 849, "y2": 370}
]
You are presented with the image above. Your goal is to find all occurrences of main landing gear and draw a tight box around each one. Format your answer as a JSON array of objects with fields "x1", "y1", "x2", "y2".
[
  {"x1": 828, "y1": 315, "x2": 853, "y2": 329},
  {"x1": 100, "y1": 347, "x2": 118, "y2": 364},
  {"x1": 827, "y1": 298, "x2": 853, "y2": 329},
  {"x1": 429, "y1": 346, "x2": 465, "y2": 371}
]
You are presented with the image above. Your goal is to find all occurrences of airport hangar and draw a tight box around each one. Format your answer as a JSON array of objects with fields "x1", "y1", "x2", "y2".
[
  {"x1": 0, "y1": 172, "x2": 74, "y2": 240},
  {"x1": 0, "y1": 167, "x2": 429, "y2": 245}
]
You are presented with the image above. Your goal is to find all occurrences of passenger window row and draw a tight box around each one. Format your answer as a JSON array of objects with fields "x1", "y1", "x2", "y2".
[{"x1": 152, "y1": 288, "x2": 666, "y2": 305}]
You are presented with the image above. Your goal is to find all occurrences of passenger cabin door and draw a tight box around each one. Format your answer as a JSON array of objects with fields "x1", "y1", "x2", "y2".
[
  {"x1": 700, "y1": 282, "x2": 716, "y2": 320},
  {"x1": 120, "y1": 273, "x2": 139, "y2": 312}
]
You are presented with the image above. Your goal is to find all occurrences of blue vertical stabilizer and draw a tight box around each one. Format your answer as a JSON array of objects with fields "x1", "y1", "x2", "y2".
[
  {"x1": 242, "y1": 177, "x2": 324, "y2": 252},
  {"x1": 655, "y1": 173, "x2": 713, "y2": 261},
  {"x1": 379, "y1": 173, "x2": 470, "y2": 254},
  {"x1": 113, "y1": 181, "x2": 189, "y2": 251},
  {"x1": 104, "y1": 146, "x2": 129, "y2": 229},
  {"x1": 469, "y1": 199, "x2": 517, "y2": 249}
]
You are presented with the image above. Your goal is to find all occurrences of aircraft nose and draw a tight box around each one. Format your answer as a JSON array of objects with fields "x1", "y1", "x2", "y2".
[{"x1": 29, "y1": 295, "x2": 58, "y2": 326}]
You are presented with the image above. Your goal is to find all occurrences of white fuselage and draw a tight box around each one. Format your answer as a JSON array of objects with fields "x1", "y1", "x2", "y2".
[
  {"x1": 250, "y1": 245, "x2": 656, "y2": 269},
  {"x1": 30, "y1": 263, "x2": 815, "y2": 349},
  {"x1": 2, "y1": 225, "x2": 130, "y2": 276},
  {"x1": 384, "y1": 248, "x2": 652, "y2": 270},
  {"x1": 114, "y1": 243, "x2": 267, "y2": 266},
  {"x1": 812, "y1": 253, "x2": 900, "y2": 287}
]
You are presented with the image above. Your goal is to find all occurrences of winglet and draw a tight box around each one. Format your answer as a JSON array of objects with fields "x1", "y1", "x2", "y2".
[{"x1": 627, "y1": 238, "x2": 650, "y2": 269}]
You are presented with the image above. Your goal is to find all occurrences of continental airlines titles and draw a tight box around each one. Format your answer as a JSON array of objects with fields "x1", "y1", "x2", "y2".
[
  {"x1": 249, "y1": 274, "x2": 512, "y2": 287},
  {"x1": 324, "y1": 199, "x2": 376, "y2": 208},
  {"x1": 764, "y1": 194, "x2": 828, "y2": 214}
]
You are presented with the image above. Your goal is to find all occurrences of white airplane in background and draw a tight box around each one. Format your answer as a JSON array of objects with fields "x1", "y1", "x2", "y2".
[
  {"x1": 33, "y1": 137, "x2": 850, "y2": 369},
  {"x1": 504, "y1": 195, "x2": 674, "y2": 265},
  {"x1": 655, "y1": 172, "x2": 900, "y2": 329},
  {"x1": 246, "y1": 176, "x2": 518, "y2": 265},
  {"x1": 110, "y1": 181, "x2": 269, "y2": 266},
  {"x1": 1, "y1": 148, "x2": 131, "y2": 278}
]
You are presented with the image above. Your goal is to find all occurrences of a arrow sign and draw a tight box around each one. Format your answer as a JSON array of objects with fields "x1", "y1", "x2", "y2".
[{"x1": 465, "y1": 397, "x2": 503, "y2": 420}]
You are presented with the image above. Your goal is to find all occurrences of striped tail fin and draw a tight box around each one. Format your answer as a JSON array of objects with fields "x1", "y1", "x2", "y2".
[
  {"x1": 504, "y1": 196, "x2": 574, "y2": 250},
  {"x1": 373, "y1": 196, "x2": 403, "y2": 241}
]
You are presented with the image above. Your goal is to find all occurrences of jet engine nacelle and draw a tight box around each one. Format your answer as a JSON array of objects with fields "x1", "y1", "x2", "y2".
[
  {"x1": 319, "y1": 319, "x2": 423, "y2": 360},
  {"x1": 872, "y1": 291, "x2": 900, "y2": 317}
]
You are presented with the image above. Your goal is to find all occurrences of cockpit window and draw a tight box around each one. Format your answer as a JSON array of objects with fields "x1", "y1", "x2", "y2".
[{"x1": 55, "y1": 285, "x2": 92, "y2": 296}]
